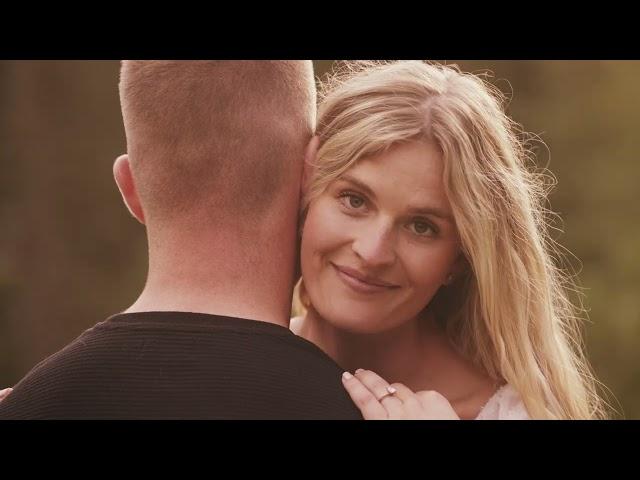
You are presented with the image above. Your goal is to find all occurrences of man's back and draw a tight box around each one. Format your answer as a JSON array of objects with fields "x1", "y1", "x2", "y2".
[{"x1": 0, "y1": 312, "x2": 362, "y2": 419}]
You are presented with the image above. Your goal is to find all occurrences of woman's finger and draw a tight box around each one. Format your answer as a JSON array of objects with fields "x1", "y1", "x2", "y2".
[
  {"x1": 0, "y1": 387, "x2": 13, "y2": 402},
  {"x1": 341, "y1": 372, "x2": 388, "y2": 419},
  {"x1": 387, "y1": 382, "x2": 415, "y2": 403},
  {"x1": 353, "y1": 369, "x2": 404, "y2": 413}
]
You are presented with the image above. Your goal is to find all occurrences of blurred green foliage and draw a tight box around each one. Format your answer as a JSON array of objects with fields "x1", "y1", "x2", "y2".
[{"x1": 0, "y1": 60, "x2": 637, "y2": 418}]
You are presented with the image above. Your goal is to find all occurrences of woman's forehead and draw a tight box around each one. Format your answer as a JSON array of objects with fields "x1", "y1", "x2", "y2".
[{"x1": 334, "y1": 141, "x2": 453, "y2": 217}]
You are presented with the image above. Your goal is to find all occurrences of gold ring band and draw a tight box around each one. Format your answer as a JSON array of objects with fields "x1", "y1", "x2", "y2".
[{"x1": 377, "y1": 386, "x2": 397, "y2": 402}]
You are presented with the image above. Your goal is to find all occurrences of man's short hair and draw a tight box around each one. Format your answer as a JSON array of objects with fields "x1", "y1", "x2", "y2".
[{"x1": 119, "y1": 60, "x2": 316, "y2": 225}]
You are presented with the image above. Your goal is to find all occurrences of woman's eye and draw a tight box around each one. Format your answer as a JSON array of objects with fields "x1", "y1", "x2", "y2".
[
  {"x1": 339, "y1": 192, "x2": 366, "y2": 210},
  {"x1": 409, "y1": 220, "x2": 436, "y2": 236},
  {"x1": 347, "y1": 195, "x2": 364, "y2": 208}
]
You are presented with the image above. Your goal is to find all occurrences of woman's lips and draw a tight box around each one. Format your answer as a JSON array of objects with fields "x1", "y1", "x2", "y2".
[{"x1": 331, "y1": 263, "x2": 399, "y2": 294}]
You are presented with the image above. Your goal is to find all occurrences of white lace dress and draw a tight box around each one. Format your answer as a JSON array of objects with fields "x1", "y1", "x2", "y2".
[{"x1": 475, "y1": 384, "x2": 530, "y2": 420}]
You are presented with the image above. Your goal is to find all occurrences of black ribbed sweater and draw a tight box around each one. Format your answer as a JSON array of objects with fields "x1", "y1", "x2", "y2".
[{"x1": 0, "y1": 312, "x2": 362, "y2": 420}]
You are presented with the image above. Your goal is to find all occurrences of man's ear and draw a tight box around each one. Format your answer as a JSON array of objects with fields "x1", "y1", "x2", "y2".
[
  {"x1": 113, "y1": 154, "x2": 145, "y2": 225},
  {"x1": 300, "y1": 135, "x2": 320, "y2": 202}
]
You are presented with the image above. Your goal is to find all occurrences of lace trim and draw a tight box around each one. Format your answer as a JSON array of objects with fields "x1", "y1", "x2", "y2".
[{"x1": 475, "y1": 384, "x2": 530, "y2": 420}]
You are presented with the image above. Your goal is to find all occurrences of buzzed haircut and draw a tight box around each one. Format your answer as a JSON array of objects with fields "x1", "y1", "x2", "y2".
[{"x1": 119, "y1": 60, "x2": 316, "y2": 224}]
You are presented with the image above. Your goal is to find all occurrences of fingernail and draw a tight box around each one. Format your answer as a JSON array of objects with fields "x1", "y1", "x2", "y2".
[
  {"x1": 387, "y1": 386, "x2": 397, "y2": 394},
  {"x1": 342, "y1": 372, "x2": 353, "y2": 380},
  {"x1": 355, "y1": 368, "x2": 364, "y2": 374}
]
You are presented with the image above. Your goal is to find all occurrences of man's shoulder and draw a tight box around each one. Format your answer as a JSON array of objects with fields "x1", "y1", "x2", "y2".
[
  {"x1": 0, "y1": 325, "x2": 100, "y2": 419},
  {"x1": 0, "y1": 312, "x2": 362, "y2": 419}
]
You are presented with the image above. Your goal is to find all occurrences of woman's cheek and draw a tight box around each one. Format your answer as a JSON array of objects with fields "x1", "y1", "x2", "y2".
[
  {"x1": 403, "y1": 244, "x2": 457, "y2": 295},
  {"x1": 306, "y1": 199, "x2": 350, "y2": 252}
]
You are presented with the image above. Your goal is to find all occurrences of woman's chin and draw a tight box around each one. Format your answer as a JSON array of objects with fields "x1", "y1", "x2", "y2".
[{"x1": 321, "y1": 309, "x2": 395, "y2": 335}]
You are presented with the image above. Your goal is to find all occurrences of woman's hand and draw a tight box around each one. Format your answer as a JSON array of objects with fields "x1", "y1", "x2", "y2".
[
  {"x1": 0, "y1": 387, "x2": 13, "y2": 402},
  {"x1": 342, "y1": 369, "x2": 460, "y2": 420}
]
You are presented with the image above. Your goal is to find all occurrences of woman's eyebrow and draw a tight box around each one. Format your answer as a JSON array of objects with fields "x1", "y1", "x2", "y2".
[
  {"x1": 337, "y1": 174, "x2": 376, "y2": 199},
  {"x1": 406, "y1": 206, "x2": 453, "y2": 221},
  {"x1": 337, "y1": 174, "x2": 453, "y2": 221}
]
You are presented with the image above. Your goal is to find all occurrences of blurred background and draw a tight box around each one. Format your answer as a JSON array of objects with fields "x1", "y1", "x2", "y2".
[{"x1": 0, "y1": 60, "x2": 637, "y2": 418}]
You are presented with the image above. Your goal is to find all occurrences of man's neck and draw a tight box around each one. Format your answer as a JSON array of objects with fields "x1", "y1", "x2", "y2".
[
  {"x1": 125, "y1": 225, "x2": 297, "y2": 329},
  {"x1": 125, "y1": 285, "x2": 290, "y2": 329}
]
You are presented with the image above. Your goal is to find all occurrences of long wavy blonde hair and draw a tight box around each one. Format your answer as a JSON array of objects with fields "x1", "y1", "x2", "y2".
[{"x1": 293, "y1": 60, "x2": 609, "y2": 419}]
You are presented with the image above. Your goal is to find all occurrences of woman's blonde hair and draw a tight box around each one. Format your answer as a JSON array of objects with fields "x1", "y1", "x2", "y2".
[{"x1": 294, "y1": 60, "x2": 609, "y2": 419}]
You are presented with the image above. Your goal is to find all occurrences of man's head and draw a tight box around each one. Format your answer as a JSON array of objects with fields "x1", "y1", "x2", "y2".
[{"x1": 115, "y1": 60, "x2": 316, "y2": 231}]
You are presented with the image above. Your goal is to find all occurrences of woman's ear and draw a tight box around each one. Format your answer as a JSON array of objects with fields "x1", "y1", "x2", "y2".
[{"x1": 445, "y1": 253, "x2": 469, "y2": 286}]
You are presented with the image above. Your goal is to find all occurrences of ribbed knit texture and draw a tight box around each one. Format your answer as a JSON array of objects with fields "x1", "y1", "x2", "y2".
[{"x1": 0, "y1": 312, "x2": 362, "y2": 420}]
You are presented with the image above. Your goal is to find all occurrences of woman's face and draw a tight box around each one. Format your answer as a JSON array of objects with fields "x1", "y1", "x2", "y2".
[{"x1": 300, "y1": 140, "x2": 462, "y2": 334}]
